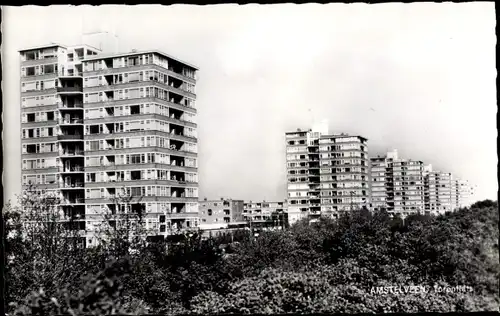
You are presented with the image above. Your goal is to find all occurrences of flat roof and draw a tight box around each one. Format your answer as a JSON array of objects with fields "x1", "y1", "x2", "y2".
[
  {"x1": 200, "y1": 199, "x2": 244, "y2": 203},
  {"x1": 68, "y1": 44, "x2": 102, "y2": 52},
  {"x1": 82, "y1": 49, "x2": 198, "y2": 70},
  {"x1": 320, "y1": 134, "x2": 368, "y2": 142},
  {"x1": 19, "y1": 43, "x2": 66, "y2": 53},
  {"x1": 244, "y1": 201, "x2": 285, "y2": 204}
]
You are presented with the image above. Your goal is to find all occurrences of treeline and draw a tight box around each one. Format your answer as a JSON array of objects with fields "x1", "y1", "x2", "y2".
[{"x1": 4, "y1": 190, "x2": 499, "y2": 315}]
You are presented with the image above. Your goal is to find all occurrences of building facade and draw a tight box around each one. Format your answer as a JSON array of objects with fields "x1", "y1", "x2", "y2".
[
  {"x1": 286, "y1": 122, "x2": 369, "y2": 223},
  {"x1": 370, "y1": 150, "x2": 425, "y2": 217},
  {"x1": 318, "y1": 134, "x2": 370, "y2": 216},
  {"x1": 199, "y1": 198, "x2": 245, "y2": 225},
  {"x1": 20, "y1": 44, "x2": 101, "y2": 241},
  {"x1": 20, "y1": 43, "x2": 199, "y2": 245}
]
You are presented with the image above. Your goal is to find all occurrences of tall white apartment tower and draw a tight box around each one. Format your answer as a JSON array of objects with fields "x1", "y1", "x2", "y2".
[
  {"x1": 285, "y1": 121, "x2": 370, "y2": 224},
  {"x1": 285, "y1": 121, "x2": 328, "y2": 225},
  {"x1": 20, "y1": 43, "x2": 199, "y2": 246}
]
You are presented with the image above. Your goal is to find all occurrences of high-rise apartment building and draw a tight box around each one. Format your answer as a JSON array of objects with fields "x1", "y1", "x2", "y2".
[
  {"x1": 285, "y1": 122, "x2": 328, "y2": 224},
  {"x1": 318, "y1": 134, "x2": 370, "y2": 215},
  {"x1": 285, "y1": 122, "x2": 369, "y2": 222},
  {"x1": 20, "y1": 43, "x2": 199, "y2": 245},
  {"x1": 370, "y1": 150, "x2": 425, "y2": 216}
]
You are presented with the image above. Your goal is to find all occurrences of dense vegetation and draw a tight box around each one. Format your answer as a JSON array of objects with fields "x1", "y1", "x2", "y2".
[{"x1": 3, "y1": 190, "x2": 499, "y2": 315}]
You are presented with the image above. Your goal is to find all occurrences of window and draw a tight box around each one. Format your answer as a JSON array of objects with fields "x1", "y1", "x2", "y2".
[
  {"x1": 130, "y1": 105, "x2": 140, "y2": 115},
  {"x1": 207, "y1": 209, "x2": 212, "y2": 216},
  {"x1": 26, "y1": 67, "x2": 36, "y2": 76},
  {"x1": 130, "y1": 187, "x2": 142, "y2": 196},
  {"x1": 131, "y1": 171, "x2": 141, "y2": 181}
]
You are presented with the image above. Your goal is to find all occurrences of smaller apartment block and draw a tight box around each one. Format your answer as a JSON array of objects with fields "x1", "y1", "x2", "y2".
[
  {"x1": 243, "y1": 200, "x2": 288, "y2": 229},
  {"x1": 198, "y1": 198, "x2": 245, "y2": 225},
  {"x1": 370, "y1": 150, "x2": 425, "y2": 216},
  {"x1": 423, "y1": 165, "x2": 474, "y2": 215}
]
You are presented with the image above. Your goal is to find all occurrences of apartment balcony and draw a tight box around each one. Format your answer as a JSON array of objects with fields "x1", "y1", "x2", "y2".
[
  {"x1": 21, "y1": 56, "x2": 58, "y2": 67},
  {"x1": 57, "y1": 86, "x2": 83, "y2": 94},
  {"x1": 58, "y1": 102, "x2": 83, "y2": 109},
  {"x1": 59, "y1": 118, "x2": 83, "y2": 125},
  {"x1": 61, "y1": 198, "x2": 85, "y2": 205}
]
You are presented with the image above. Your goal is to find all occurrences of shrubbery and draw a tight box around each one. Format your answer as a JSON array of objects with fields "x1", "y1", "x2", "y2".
[{"x1": 4, "y1": 189, "x2": 499, "y2": 314}]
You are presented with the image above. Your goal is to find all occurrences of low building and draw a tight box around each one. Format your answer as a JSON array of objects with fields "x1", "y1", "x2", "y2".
[
  {"x1": 243, "y1": 200, "x2": 288, "y2": 230},
  {"x1": 198, "y1": 198, "x2": 245, "y2": 225}
]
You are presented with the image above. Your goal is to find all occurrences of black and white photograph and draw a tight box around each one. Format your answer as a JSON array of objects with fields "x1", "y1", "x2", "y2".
[{"x1": 1, "y1": 3, "x2": 498, "y2": 315}]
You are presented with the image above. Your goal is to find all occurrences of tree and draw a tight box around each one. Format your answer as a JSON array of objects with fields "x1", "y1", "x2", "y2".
[
  {"x1": 93, "y1": 187, "x2": 148, "y2": 259},
  {"x1": 5, "y1": 185, "x2": 87, "y2": 307}
]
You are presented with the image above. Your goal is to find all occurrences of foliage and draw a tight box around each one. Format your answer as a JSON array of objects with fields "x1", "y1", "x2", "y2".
[
  {"x1": 5, "y1": 185, "x2": 499, "y2": 315},
  {"x1": 11, "y1": 259, "x2": 148, "y2": 316}
]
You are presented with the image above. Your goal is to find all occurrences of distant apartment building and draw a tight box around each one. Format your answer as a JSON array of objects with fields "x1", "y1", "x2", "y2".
[
  {"x1": 199, "y1": 198, "x2": 245, "y2": 225},
  {"x1": 370, "y1": 150, "x2": 425, "y2": 216},
  {"x1": 423, "y1": 165, "x2": 454, "y2": 215},
  {"x1": 20, "y1": 43, "x2": 199, "y2": 246},
  {"x1": 243, "y1": 200, "x2": 288, "y2": 229},
  {"x1": 285, "y1": 122, "x2": 369, "y2": 223},
  {"x1": 455, "y1": 179, "x2": 474, "y2": 208}
]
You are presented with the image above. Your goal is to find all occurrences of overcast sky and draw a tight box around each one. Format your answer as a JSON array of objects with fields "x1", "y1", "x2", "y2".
[{"x1": 1, "y1": 3, "x2": 497, "y2": 204}]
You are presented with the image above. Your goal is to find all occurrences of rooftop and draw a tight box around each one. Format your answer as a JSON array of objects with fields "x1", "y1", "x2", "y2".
[
  {"x1": 321, "y1": 134, "x2": 368, "y2": 141},
  {"x1": 81, "y1": 49, "x2": 198, "y2": 70},
  {"x1": 18, "y1": 43, "x2": 66, "y2": 53},
  {"x1": 68, "y1": 43, "x2": 102, "y2": 52}
]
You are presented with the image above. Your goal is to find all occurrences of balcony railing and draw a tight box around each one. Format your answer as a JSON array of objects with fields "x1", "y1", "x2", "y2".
[
  {"x1": 58, "y1": 71, "x2": 82, "y2": 77},
  {"x1": 58, "y1": 102, "x2": 83, "y2": 109},
  {"x1": 60, "y1": 150, "x2": 84, "y2": 156},
  {"x1": 60, "y1": 166, "x2": 84, "y2": 172},
  {"x1": 61, "y1": 182, "x2": 84, "y2": 188}
]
